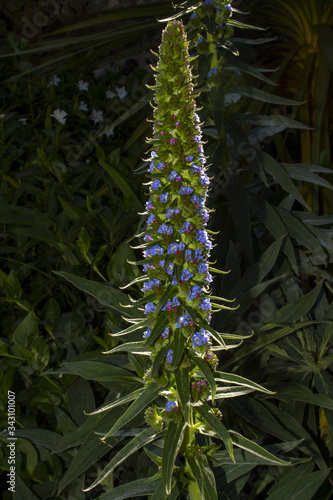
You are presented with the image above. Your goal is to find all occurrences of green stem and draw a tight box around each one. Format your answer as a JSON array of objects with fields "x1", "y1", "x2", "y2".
[{"x1": 183, "y1": 412, "x2": 202, "y2": 500}]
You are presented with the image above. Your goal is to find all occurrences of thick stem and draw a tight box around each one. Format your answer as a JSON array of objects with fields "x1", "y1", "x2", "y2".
[{"x1": 183, "y1": 413, "x2": 201, "y2": 500}]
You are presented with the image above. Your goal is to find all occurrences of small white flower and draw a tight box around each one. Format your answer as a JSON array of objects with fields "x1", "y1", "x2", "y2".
[
  {"x1": 78, "y1": 101, "x2": 88, "y2": 112},
  {"x1": 105, "y1": 89, "x2": 116, "y2": 100},
  {"x1": 105, "y1": 127, "x2": 114, "y2": 137},
  {"x1": 51, "y1": 109, "x2": 67, "y2": 125},
  {"x1": 116, "y1": 86, "x2": 128, "y2": 100},
  {"x1": 77, "y1": 80, "x2": 89, "y2": 91},
  {"x1": 47, "y1": 74, "x2": 61, "y2": 88},
  {"x1": 93, "y1": 67, "x2": 107, "y2": 78},
  {"x1": 90, "y1": 109, "x2": 104, "y2": 124}
]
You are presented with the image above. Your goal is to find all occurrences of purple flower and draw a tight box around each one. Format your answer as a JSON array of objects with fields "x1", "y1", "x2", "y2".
[
  {"x1": 170, "y1": 138, "x2": 176, "y2": 144},
  {"x1": 151, "y1": 180, "x2": 161, "y2": 190},
  {"x1": 157, "y1": 161, "x2": 165, "y2": 170},
  {"x1": 165, "y1": 399, "x2": 176, "y2": 411}
]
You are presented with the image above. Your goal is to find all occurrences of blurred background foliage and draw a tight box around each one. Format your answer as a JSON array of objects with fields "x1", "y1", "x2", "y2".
[{"x1": 0, "y1": 0, "x2": 332, "y2": 498}]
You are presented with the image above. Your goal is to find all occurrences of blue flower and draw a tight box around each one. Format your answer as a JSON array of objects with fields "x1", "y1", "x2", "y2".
[
  {"x1": 166, "y1": 262, "x2": 174, "y2": 275},
  {"x1": 180, "y1": 221, "x2": 193, "y2": 234},
  {"x1": 168, "y1": 170, "x2": 179, "y2": 181},
  {"x1": 144, "y1": 245, "x2": 164, "y2": 257},
  {"x1": 188, "y1": 285, "x2": 202, "y2": 301},
  {"x1": 191, "y1": 329, "x2": 210, "y2": 347},
  {"x1": 186, "y1": 155, "x2": 194, "y2": 162},
  {"x1": 161, "y1": 327, "x2": 169, "y2": 339},
  {"x1": 190, "y1": 12, "x2": 197, "y2": 19},
  {"x1": 207, "y1": 67, "x2": 217, "y2": 78},
  {"x1": 194, "y1": 113, "x2": 200, "y2": 123},
  {"x1": 160, "y1": 192, "x2": 169, "y2": 203},
  {"x1": 196, "y1": 230, "x2": 209, "y2": 244},
  {"x1": 145, "y1": 303, "x2": 156, "y2": 314},
  {"x1": 146, "y1": 199, "x2": 154, "y2": 210},
  {"x1": 151, "y1": 180, "x2": 161, "y2": 190},
  {"x1": 172, "y1": 296, "x2": 180, "y2": 308},
  {"x1": 179, "y1": 186, "x2": 194, "y2": 196},
  {"x1": 151, "y1": 151, "x2": 158, "y2": 158},
  {"x1": 195, "y1": 249, "x2": 204, "y2": 260},
  {"x1": 198, "y1": 262, "x2": 208, "y2": 274},
  {"x1": 168, "y1": 243, "x2": 179, "y2": 254},
  {"x1": 178, "y1": 242, "x2": 185, "y2": 251},
  {"x1": 158, "y1": 224, "x2": 173, "y2": 235},
  {"x1": 206, "y1": 272, "x2": 213, "y2": 283},
  {"x1": 149, "y1": 162, "x2": 156, "y2": 173},
  {"x1": 200, "y1": 174, "x2": 210, "y2": 186},
  {"x1": 190, "y1": 164, "x2": 201, "y2": 173},
  {"x1": 166, "y1": 349, "x2": 173, "y2": 364},
  {"x1": 165, "y1": 399, "x2": 176, "y2": 411},
  {"x1": 200, "y1": 298, "x2": 211, "y2": 310},
  {"x1": 194, "y1": 135, "x2": 201, "y2": 143},
  {"x1": 180, "y1": 269, "x2": 194, "y2": 281},
  {"x1": 157, "y1": 161, "x2": 165, "y2": 170},
  {"x1": 143, "y1": 328, "x2": 151, "y2": 338},
  {"x1": 172, "y1": 275, "x2": 178, "y2": 285},
  {"x1": 159, "y1": 259, "x2": 165, "y2": 268},
  {"x1": 147, "y1": 214, "x2": 156, "y2": 226},
  {"x1": 198, "y1": 36, "x2": 204, "y2": 44},
  {"x1": 175, "y1": 313, "x2": 190, "y2": 328},
  {"x1": 185, "y1": 249, "x2": 192, "y2": 261}
]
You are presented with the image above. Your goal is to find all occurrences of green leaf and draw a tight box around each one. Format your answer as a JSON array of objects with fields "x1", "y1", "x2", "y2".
[
  {"x1": 285, "y1": 163, "x2": 333, "y2": 190},
  {"x1": 162, "y1": 421, "x2": 187, "y2": 495},
  {"x1": 111, "y1": 320, "x2": 148, "y2": 337},
  {"x1": 196, "y1": 402, "x2": 234, "y2": 462},
  {"x1": 256, "y1": 150, "x2": 308, "y2": 208},
  {"x1": 103, "y1": 341, "x2": 151, "y2": 355},
  {"x1": 97, "y1": 478, "x2": 161, "y2": 500},
  {"x1": 231, "y1": 86, "x2": 305, "y2": 105},
  {"x1": 174, "y1": 366, "x2": 190, "y2": 423},
  {"x1": 229, "y1": 431, "x2": 290, "y2": 465},
  {"x1": 226, "y1": 61, "x2": 278, "y2": 85},
  {"x1": 277, "y1": 280, "x2": 323, "y2": 323},
  {"x1": 87, "y1": 388, "x2": 144, "y2": 415},
  {"x1": 214, "y1": 372, "x2": 273, "y2": 395},
  {"x1": 146, "y1": 312, "x2": 169, "y2": 345},
  {"x1": 267, "y1": 469, "x2": 331, "y2": 500},
  {"x1": 151, "y1": 345, "x2": 170, "y2": 377},
  {"x1": 187, "y1": 453, "x2": 218, "y2": 500},
  {"x1": 13, "y1": 475, "x2": 39, "y2": 500},
  {"x1": 172, "y1": 328, "x2": 187, "y2": 367},
  {"x1": 54, "y1": 271, "x2": 140, "y2": 318},
  {"x1": 84, "y1": 428, "x2": 163, "y2": 491},
  {"x1": 103, "y1": 383, "x2": 161, "y2": 440},
  {"x1": 268, "y1": 382, "x2": 333, "y2": 410},
  {"x1": 12, "y1": 311, "x2": 38, "y2": 347},
  {"x1": 62, "y1": 360, "x2": 141, "y2": 386}
]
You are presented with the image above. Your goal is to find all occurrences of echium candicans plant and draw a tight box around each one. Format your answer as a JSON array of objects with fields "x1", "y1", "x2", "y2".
[{"x1": 85, "y1": 20, "x2": 288, "y2": 500}]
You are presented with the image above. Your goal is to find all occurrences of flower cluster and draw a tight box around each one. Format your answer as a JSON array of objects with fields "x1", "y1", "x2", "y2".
[{"x1": 140, "y1": 21, "x2": 216, "y2": 417}]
